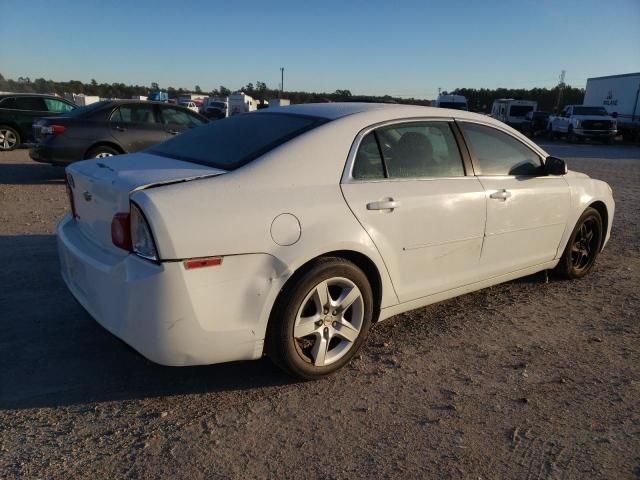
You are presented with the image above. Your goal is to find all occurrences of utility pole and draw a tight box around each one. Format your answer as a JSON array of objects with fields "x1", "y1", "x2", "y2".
[
  {"x1": 280, "y1": 67, "x2": 284, "y2": 98},
  {"x1": 555, "y1": 70, "x2": 566, "y2": 114}
]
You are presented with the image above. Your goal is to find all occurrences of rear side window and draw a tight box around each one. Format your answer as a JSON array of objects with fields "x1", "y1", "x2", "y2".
[
  {"x1": 13, "y1": 96, "x2": 47, "y2": 111},
  {"x1": 0, "y1": 97, "x2": 18, "y2": 109},
  {"x1": 461, "y1": 123, "x2": 542, "y2": 176},
  {"x1": 111, "y1": 105, "x2": 157, "y2": 124},
  {"x1": 353, "y1": 132, "x2": 385, "y2": 180},
  {"x1": 149, "y1": 113, "x2": 326, "y2": 171}
]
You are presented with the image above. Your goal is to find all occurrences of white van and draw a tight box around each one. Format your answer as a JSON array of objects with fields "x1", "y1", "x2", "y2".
[
  {"x1": 432, "y1": 94, "x2": 468, "y2": 111},
  {"x1": 491, "y1": 99, "x2": 537, "y2": 129},
  {"x1": 228, "y1": 93, "x2": 257, "y2": 116}
]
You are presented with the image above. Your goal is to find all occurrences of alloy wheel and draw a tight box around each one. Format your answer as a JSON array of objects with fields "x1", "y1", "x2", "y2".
[
  {"x1": 0, "y1": 129, "x2": 18, "y2": 150},
  {"x1": 293, "y1": 277, "x2": 364, "y2": 367},
  {"x1": 571, "y1": 217, "x2": 599, "y2": 272},
  {"x1": 94, "y1": 152, "x2": 114, "y2": 158}
]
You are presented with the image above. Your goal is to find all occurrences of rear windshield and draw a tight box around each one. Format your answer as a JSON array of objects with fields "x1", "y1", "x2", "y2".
[
  {"x1": 148, "y1": 112, "x2": 327, "y2": 170},
  {"x1": 63, "y1": 101, "x2": 110, "y2": 118},
  {"x1": 573, "y1": 106, "x2": 608, "y2": 116},
  {"x1": 509, "y1": 105, "x2": 534, "y2": 117}
]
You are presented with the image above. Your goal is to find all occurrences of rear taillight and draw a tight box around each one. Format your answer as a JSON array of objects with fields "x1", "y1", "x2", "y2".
[
  {"x1": 41, "y1": 125, "x2": 66, "y2": 135},
  {"x1": 111, "y1": 204, "x2": 158, "y2": 261},
  {"x1": 130, "y1": 204, "x2": 158, "y2": 261},
  {"x1": 111, "y1": 213, "x2": 132, "y2": 251}
]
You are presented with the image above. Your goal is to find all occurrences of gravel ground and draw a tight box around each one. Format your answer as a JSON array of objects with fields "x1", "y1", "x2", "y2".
[{"x1": 1, "y1": 141, "x2": 639, "y2": 479}]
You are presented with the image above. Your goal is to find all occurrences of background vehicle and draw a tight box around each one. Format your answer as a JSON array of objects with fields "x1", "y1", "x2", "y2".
[
  {"x1": 584, "y1": 72, "x2": 640, "y2": 141},
  {"x1": 228, "y1": 92, "x2": 257, "y2": 116},
  {"x1": 202, "y1": 101, "x2": 228, "y2": 119},
  {"x1": 30, "y1": 100, "x2": 207, "y2": 165},
  {"x1": 178, "y1": 101, "x2": 199, "y2": 112},
  {"x1": 548, "y1": 105, "x2": 617, "y2": 143},
  {"x1": 58, "y1": 103, "x2": 614, "y2": 379},
  {"x1": 432, "y1": 94, "x2": 468, "y2": 110},
  {"x1": 490, "y1": 99, "x2": 537, "y2": 129},
  {"x1": 0, "y1": 93, "x2": 76, "y2": 151},
  {"x1": 148, "y1": 91, "x2": 169, "y2": 102},
  {"x1": 521, "y1": 111, "x2": 551, "y2": 137}
]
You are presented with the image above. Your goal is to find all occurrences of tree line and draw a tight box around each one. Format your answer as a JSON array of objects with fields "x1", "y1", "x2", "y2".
[{"x1": 0, "y1": 73, "x2": 584, "y2": 112}]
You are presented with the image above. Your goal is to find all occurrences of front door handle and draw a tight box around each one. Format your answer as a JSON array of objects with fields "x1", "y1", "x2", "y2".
[
  {"x1": 114, "y1": 125, "x2": 126, "y2": 132},
  {"x1": 167, "y1": 129, "x2": 179, "y2": 135},
  {"x1": 489, "y1": 189, "x2": 512, "y2": 201},
  {"x1": 367, "y1": 198, "x2": 399, "y2": 211}
]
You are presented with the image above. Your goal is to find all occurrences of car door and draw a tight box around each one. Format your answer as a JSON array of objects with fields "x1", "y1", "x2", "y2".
[
  {"x1": 109, "y1": 103, "x2": 165, "y2": 152},
  {"x1": 341, "y1": 120, "x2": 487, "y2": 303},
  {"x1": 458, "y1": 121, "x2": 571, "y2": 277},
  {"x1": 158, "y1": 105, "x2": 206, "y2": 140}
]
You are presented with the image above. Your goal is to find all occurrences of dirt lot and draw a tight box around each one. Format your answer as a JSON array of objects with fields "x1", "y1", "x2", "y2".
[{"x1": 1, "y1": 142, "x2": 639, "y2": 479}]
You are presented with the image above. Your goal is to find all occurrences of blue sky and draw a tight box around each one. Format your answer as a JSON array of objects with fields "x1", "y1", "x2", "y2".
[{"x1": 1, "y1": 0, "x2": 639, "y2": 98}]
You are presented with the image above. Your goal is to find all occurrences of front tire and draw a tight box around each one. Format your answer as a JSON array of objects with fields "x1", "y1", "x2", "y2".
[
  {"x1": 554, "y1": 207, "x2": 603, "y2": 279},
  {"x1": 0, "y1": 125, "x2": 20, "y2": 151},
  {"x1": 86, "y1": 145, "x2": 120, "y2": 159},
  {"x1": 267, "y1": 258, "x2": 374, "y2": 380}
]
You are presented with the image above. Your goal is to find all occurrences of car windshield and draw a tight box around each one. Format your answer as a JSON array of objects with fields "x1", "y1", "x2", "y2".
[
  {"x1": 574, "y1": 106, "x2": 609, "y2": 116},
  {"x1": 62, "y1": 101, "x2": 109, "y2": 117},
  {"x1": 209, "y1": 102, "x2": 226, "y2": 109},
  {"x1": 509, "y1": 105, "x2": 534, "y2": 117},
  {"x1": 439, "y1": 102, "x2": 468, "y2": 110},
  {"x1": 148, "y1": 112, "x2": 327, "y2": 170}
]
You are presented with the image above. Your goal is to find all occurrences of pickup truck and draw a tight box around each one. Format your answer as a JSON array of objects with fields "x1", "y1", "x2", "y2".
[{"x1": 548, "y1": 105, "x2": 617, "y2": 143}]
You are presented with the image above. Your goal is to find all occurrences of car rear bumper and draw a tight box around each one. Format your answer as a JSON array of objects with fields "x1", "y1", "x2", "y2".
[
  {"x1": 57, "y1": 214, "x2": 277, "y2": 366},
  {"x1": 30, "y1": 141, "x2": 87, "y2": 165}
]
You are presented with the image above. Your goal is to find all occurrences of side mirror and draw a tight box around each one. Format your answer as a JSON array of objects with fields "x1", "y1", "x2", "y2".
[{"x1": 545, "y1": 156, "x2": 567, "y2": 175}]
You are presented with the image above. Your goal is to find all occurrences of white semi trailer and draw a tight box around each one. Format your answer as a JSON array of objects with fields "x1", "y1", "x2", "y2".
[{"x1": 584, "y1": 72, "x2": 640, "y2": 141}]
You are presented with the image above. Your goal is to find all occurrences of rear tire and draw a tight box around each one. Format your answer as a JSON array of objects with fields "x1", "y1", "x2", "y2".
[
  {"x1": 0, "y1": 125, "x2": 20, "y2": 151},
  {"x1": 266, "y1": 258, "x2": 374, "y2": 380},
  {"x1": 554, "y1": 207, "x2": 603, "y2": 279},
  {"x1": 86, "y1": 145, "x2": 120, "y2": 159}
]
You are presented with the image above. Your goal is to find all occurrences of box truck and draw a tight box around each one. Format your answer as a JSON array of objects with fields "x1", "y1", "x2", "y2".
[
  {"x1": 228, "y1": 93, "x2": 257, "y2": 116},
  {"x1": 584, "y1": 72, "x2": 640, "y2": 140}
]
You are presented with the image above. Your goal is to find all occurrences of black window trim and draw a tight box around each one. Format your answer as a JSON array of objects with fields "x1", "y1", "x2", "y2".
[
  {"x1": 343, "y1": 117, "x2": 472, "y2": 183},
  {"x1": 456, "y1": 119, "x2": 546, "y2": 177}
]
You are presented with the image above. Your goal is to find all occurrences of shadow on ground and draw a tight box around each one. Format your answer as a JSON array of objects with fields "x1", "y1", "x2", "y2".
[
  {"x1": 0, "y1": 235, "x2": 293, "y2": 411},
  {"x1": 0, "y1": 162, "x2": 65, "y2": 185}
]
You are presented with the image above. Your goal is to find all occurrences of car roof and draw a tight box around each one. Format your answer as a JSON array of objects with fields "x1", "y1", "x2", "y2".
[
  {"x1": 262, "y1": 102, "x2": 504, "y2": 125},
  {"x1": 0, "y1": 92, "x2": 68, "y2": 99}
]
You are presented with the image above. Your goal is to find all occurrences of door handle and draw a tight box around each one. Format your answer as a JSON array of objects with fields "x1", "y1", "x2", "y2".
[
  {"x1": 489, "y1": 189, "x2": 512, "y2": 200},
  {"x1": 367, "y1": 198, "x2": 399, "y2": 211},
  {"x1": 167, "y1": 129, "x2": 179, "y2": 135},
  {"x1": 114, "y1": 125, "x2": 126, "y2": 132}
]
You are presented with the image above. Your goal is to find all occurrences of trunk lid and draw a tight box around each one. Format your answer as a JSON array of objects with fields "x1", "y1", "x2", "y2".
[{"x1": 66, "y1": 152, "x2": 225, "y2": 255}]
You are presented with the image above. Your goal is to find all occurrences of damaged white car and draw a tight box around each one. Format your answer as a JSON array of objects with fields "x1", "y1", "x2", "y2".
[{"x1": 58, "y1": 103, "x2": 614, "y2": 379}]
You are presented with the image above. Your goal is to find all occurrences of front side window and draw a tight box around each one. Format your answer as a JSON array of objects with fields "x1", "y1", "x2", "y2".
[
  {"x1": 111, "y1": 104, "x2": 157, "y2": 124},
  {"x1": 44, "y1": 98, "x2": 75, "y2": 113},
  {"x1": 161, "y1": 107, "x2": 205, "y2": 127},
  {"x1": 461, "y1": 123, "x2": 542, "y2": 176}
]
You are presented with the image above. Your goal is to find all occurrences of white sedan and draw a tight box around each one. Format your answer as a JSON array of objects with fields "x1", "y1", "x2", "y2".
[{"x1": 58, "y1": 103, "x2": 614, "y2": 379}]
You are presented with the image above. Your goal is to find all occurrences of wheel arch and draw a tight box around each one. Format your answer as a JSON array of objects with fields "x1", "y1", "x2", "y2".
[{"x1": 84, "y1": 141, "x2": 125, "y2": 159}]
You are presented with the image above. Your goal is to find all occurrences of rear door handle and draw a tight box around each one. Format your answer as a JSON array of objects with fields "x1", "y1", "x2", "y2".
[
  {"x1": 367, "y1": 198, "x2": 399, "y2": 211},
  {"x1": 114, "y1": 125, "x2": 126, "y2": 132},
  {"x1": 489, "y1": 189, "x2": 512, "y2": 200}
]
